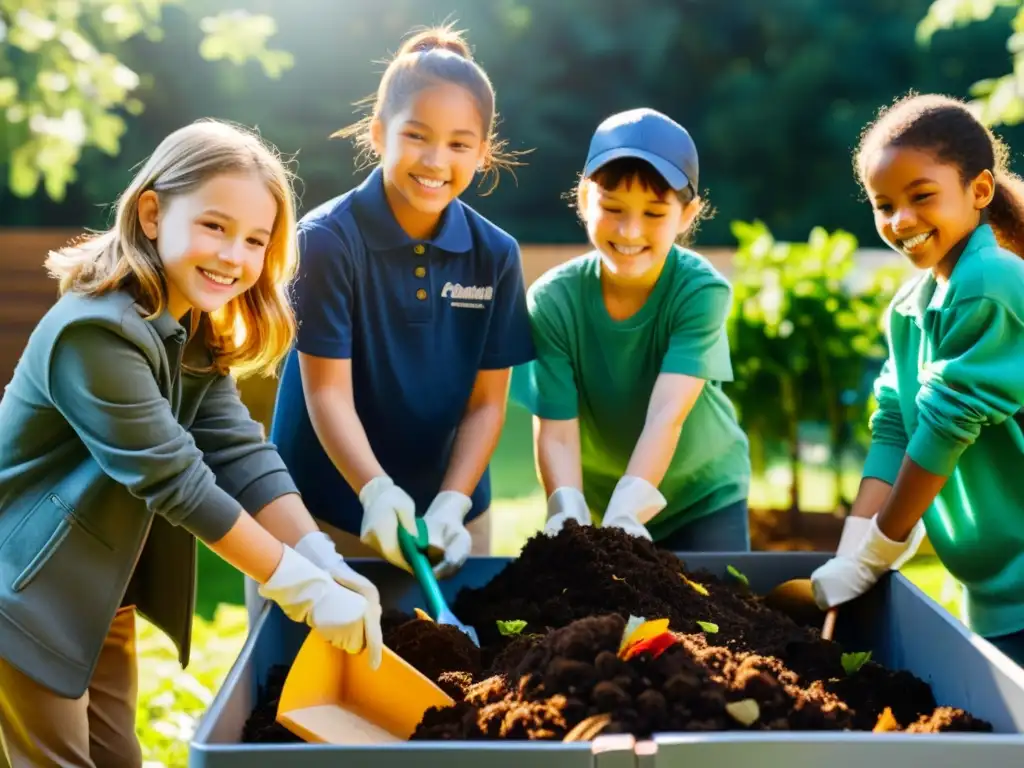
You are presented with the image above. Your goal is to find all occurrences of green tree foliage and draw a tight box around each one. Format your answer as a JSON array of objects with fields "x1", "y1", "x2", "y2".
[
  {"x1": 469, "y1": 0, "x2": 1022, "y2": 244},
  {"x1": 0, "y1": 0, "x2": 291, "y2": 201},
  {"x1": 3, "y1": 0, "x2": 1022, "y2": 246},
  {"x1": 918, "y1": 0, "x2": 1024, "y2": 125}
]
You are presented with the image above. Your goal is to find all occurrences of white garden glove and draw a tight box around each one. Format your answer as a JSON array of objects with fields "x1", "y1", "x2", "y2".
[
  {"x1": 835, "y1": 515, "x2": 873, "y2": 557},
  {"x1": 295, "y1": 530, "x2": 383, "y2": 669},
  {"x1": 258, "y1": 545, "x2": 380, "y2": 667},
  {"x1": 423, "y1": 490, "x2": 473, "y2": 579},
  {"x1": 543, "y1": 487, "x2": 591, "y2": 536},
  {"x1": 359, "y1": 475, "x2": 417, "y2": 572},
  {"x1": 811, "y1": 515, "x2": 922, "y2": 610},
  {"x1": 600, "y1": 476, "x2": 667, "y2": 541},
  {"x1": 836, "y1": 514, "x2": 926, "y2": 567}
]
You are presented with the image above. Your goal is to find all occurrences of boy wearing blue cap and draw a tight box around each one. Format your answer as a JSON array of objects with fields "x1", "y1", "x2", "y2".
[{"x1": 512, "y1": 108, "x2": 752, "y2": 549}]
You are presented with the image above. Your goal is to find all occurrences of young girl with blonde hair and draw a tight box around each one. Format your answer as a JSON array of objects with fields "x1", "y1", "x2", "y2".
[{"x1": 0, "y1": 119, "x2": 383, "y2": 767}]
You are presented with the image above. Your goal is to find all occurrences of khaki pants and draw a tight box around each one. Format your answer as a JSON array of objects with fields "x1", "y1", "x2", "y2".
[
  {"x1": 245, "y1": 511, "x2": 492, "y2": 627},
  {"x1": 0, "y1": 607, "x2": 141, "y2": 768}
]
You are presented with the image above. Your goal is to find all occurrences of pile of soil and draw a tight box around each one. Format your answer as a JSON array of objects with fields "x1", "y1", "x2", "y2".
[
  {"x1": 452, "y1": 519, "x2": 808, "y2": 658},
  {"x1": 410, "y1": 614, "x2": 989, "y2": 740},
  {"x1": 240, "y1": 664, "x2": 302, "y2": 744},
  {"x1": 242, "y1": 522, "x2": 992, "y2": 742}
]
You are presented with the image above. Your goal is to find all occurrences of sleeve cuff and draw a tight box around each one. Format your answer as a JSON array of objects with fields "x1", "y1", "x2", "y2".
[
  {"x1": 479, "y1": 344, "x2": 537, "y2": 370},
  {"x1": 906, "y1": 422, "x2": 967, "y2": 478},
  {"x1": 236, "y1": 469, "x2": 301, "y2": 516},
  {"x1": 508, "y1": 364, "x2": 577, "y2": 419},
  {"x1": 660, "y1": 354, "x2": 733, "y2": 382},
  {"x1": 211, "y1": 445, "x2": 293, "y2": 500},
  {"x1": 527, "y1": 397, "x2": 578, "y2": 420},
  {"x1": 295, "y1": 336, "x2": 352, "y2": 359},
  {"x1": 179, "y1": 483, "x2": 243, "y2": 543},
  {"x1": 862, "y1": 441, "x2": 905, "y2": 485}
]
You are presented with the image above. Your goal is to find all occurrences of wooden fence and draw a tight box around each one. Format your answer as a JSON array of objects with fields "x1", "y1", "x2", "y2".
[
  {"x1": 2, "y1": 228, "x2": 921, "y2": 548},
  {"x1": 0, "y1": 229, "x2": 740, "y2": 426},
  {"x1": 0, "y1": 228, "x2": 901, "y2": 428}
]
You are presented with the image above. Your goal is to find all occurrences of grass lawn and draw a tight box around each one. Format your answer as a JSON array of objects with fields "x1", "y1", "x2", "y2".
[{"x1": 135, "y1": 402, "x2": 964, "y2": 765}]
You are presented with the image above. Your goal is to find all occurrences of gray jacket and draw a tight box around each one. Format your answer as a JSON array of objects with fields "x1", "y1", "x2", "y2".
[{"x1": 0, "y1": 289, "x2": 297, "y2": 697}]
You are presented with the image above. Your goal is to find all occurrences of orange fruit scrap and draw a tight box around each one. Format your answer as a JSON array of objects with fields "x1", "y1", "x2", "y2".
[
  {"x1": 621, "y1": 631, "x2": 678, "y2": 661},
  {"x1": 618, "y1": 617, "x2": 677, "y2": 661}
]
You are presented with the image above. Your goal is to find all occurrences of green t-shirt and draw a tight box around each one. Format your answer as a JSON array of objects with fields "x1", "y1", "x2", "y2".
[
  {"x1": 861, "y1": 224, "x2": 1024, "y2": 638},
  {"x1": 511, "y1": 245, "x2": 751, "y2": 539}
]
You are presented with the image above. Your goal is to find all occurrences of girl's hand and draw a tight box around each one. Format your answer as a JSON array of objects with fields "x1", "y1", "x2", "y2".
[
  {"x1": 835, "y1": 516, "x2": 873, "y2": 557},
  {"x1": 599, "y1": 475, "x2": 667, "y2": 541},
  {"x1": 543, "y1": 486, "x2": 591, "y2": 535},
  {"x1": 423, "y1": 491, "x2": 473, "y2": 579},
  {"x1": 295, "y1": 530, "x2": 382, "y2": 605},
  {"x1": 258, "y1": 545, "x2": 384, "y2": 669},
  {"x1": 358, "y1": 475, "x2": 418, "y2": 571},
  {"x1": 810, "y1": 516, "x2": 921, "y2": 610}
]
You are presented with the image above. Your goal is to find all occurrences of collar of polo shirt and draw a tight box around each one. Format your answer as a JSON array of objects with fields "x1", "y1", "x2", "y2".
[{"x1": 351, "y1": 166, "x2": 473, "y2": 253}]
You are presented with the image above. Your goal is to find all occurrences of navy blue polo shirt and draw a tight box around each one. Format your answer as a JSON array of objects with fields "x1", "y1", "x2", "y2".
[{"x1": 270, "y1": 167, "x2": 536, "y2": 534}]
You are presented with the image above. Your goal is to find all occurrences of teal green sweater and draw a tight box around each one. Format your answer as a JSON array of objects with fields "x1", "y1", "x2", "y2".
[{"x1": 863, "y1": 224, "x2": 1024, "y2": 637}]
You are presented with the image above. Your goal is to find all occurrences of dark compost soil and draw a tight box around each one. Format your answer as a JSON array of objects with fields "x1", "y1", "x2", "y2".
[{"x1": 242, "y1": 522, "x2": 992, "y2": 742}]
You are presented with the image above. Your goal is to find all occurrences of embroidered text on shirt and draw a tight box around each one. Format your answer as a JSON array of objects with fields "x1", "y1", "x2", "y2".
[{"x1": 441, "y1": 281, "x2": 493, "y2": 309}]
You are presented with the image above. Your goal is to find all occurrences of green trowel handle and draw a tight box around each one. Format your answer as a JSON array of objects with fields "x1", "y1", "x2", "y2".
[{"x1": 397, "y1": 517, "x2": 448, "y2": 620}]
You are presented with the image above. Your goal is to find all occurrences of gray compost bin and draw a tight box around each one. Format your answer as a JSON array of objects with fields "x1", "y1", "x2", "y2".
[{"x1": 190, "y1": 551, "x2": 1024, "y2": 768}]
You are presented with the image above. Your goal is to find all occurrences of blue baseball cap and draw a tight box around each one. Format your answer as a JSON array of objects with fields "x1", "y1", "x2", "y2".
[{"x1": 583, "y1": 108, "x2": 699, "y2": 194}]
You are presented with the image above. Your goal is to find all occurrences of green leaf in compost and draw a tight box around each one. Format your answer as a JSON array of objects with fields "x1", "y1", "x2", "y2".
[
  {"x1": 841, "y1": 651, "x2": 872, "y2": 675},
  {"x1": 496, "y1": 619, "x2": 528, "y2": 637}
]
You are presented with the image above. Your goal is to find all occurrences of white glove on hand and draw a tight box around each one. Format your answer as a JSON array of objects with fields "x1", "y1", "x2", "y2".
[
  {"x1": 835, "y1": 515, "x2": 873, "y2": 557},
  {"x1": 258, "y1": 546, "x2": 378, "y2": 665},
  {"x1": 543, "y1": 487, "x2": 591, "y2": 536},
  {"x1": 359, "y1": 475, "x2": 417, "y2": 572},
  {"x1": 600, "y1": 476, "x2": 667, "y2": 541},
  {"x1": 295, "y1": 530, "x2": 383, "y2": 669},
  {"x1": 423, "y1": 491, "x2": 473, "y2": 579},
  {"x1": 811, "y1": 515, "x2": 920, "y2": 610},
  {"x1": 836, "y1": 515, "x2": 926, "y2": 568}
]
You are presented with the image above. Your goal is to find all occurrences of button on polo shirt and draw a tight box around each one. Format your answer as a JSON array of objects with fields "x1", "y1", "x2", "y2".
[
  {"x1": 270, "y1": 166, "x2": 536, "y2": 534},
  {"x1": 403, "y1": 240, "x2": 433, "y2": 323}
]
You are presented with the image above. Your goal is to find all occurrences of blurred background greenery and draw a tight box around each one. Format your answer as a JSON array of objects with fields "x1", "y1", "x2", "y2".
[
  {"x1": 5, "y1": 0, "x2": 1024, "y2": 243},
  {"x1": 1, "y1": 0, "x2": 1019, "y2": 763}
]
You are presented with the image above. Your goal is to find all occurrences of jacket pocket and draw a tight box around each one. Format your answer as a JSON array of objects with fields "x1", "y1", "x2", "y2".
[{"x1": 2, "y1": 494, "x2": 76, "y2": 593}]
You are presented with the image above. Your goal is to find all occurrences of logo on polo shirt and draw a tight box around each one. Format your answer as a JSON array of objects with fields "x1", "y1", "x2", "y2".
[{"x1": 441, "y1": 281, "x2": 493, "y2": 309}]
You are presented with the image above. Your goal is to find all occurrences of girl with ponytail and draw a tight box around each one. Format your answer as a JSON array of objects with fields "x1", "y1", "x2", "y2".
[
  {"x1": 812, "y1": 93, "x2": 1024, "y2": 666},
  {"x1": 258, "y1": 24, "x2": 535, "y2": 607}
]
